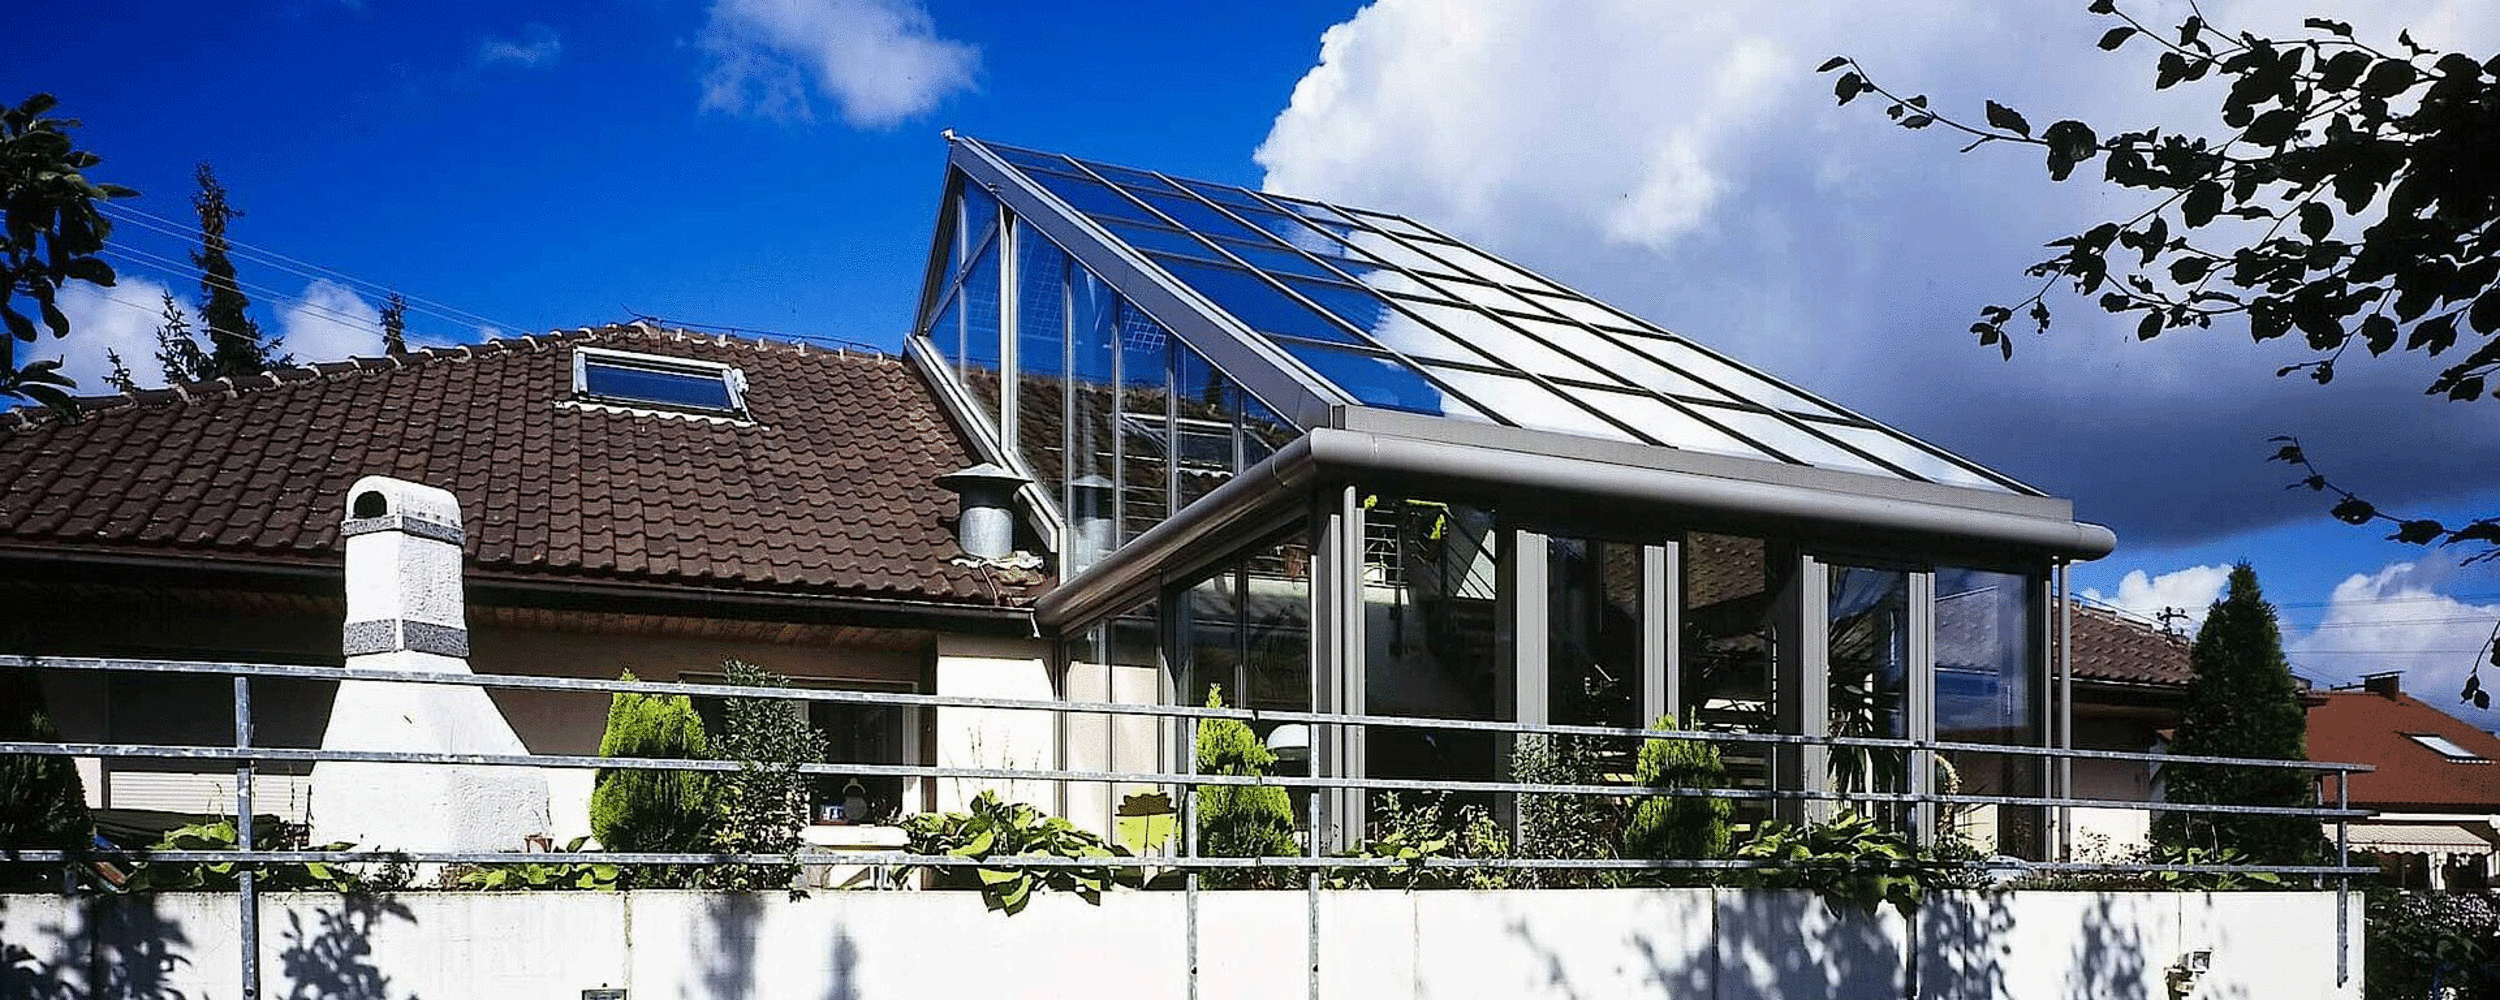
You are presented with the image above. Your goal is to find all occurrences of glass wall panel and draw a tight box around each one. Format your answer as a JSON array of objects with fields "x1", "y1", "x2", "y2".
[
  {"x1": 1016, "y1": 231, "x2": 1070, "y2": 503},
  {"x1": 1241, "y1": 394, "x2": 1294, "y2": 468},
  {"x1": 1060, "y1": 597, "x2": 1170, "y2": 840},
  {"x1": 1934, "y1": 567, "x2": 2044, "y2": 857},
  {"x1": 1067, "y1": 270, "x2": 1121, "y2": 573},
  {"x1": 962, "y1": 239, "x2": 1004, "y2": 424},
  {"x1": 1682, "y1": 532, "x2": 1781, "y2": 824},
  {"x1": 1365, "y1": 495, "x2": 1505, "y2": 807},
  {"x1": 1548, "y1": 536, "x2": 1642, "y2": 729},
  {"x1": 1827, "y1": 565, "x2": 1912, "y2": 823},
  {"x1": 1117, "y1": 301, "x2": 1171, "y2": 544},
  {"x1": 959, "y1": 178, "x2": 1003, "y2": 246},
  {"x1": 1173, "y1": 345, "x2": 1238, "y2": 510},
  {"x1": 1181, "y1": 524, "x2": 1315, "y2": 830}
]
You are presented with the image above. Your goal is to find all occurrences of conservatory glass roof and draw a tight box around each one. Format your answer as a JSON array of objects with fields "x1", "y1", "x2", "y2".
[{"x1": 946, "y1": 136, "x2": 2035, "y2": 496}]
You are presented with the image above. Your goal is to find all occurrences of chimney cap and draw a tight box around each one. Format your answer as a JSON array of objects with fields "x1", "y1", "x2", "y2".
[
  {"x1": 2363, "y1": 671, "x2": 2404, "y2": 697},
  {"x1": 936, "y1": 462, "x2": 1030, "y2": 491}
]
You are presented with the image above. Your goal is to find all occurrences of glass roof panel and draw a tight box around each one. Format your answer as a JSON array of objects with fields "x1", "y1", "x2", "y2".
[
  {"x1": 1812, "y1": 421, "x2": 2009, "y2": 489},
  {"x1": 1421, "y1": 365, "x2": 1640, "y2": 442},
  {"x1": 1275, "y1": 340, "x2": 1495, "y2": 422},
  {"x1": 971, "y1": 139, "x2": 2032, "y2": 495},
  {"x1": 1152, "y1": 256, "x2": 1368, "y2": 347},
  {"x1": 1693, "y1": 404, "x2": 1897, "y2": 476},
  {"x1": 1029, "y1": 170, "x2": 1165, "y2": 227}
]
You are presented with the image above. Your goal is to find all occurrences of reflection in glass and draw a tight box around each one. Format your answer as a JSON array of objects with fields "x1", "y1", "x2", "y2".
[
  {"x1": 1273, "y1": 341, "x2": 1481, "y2": 420},
  {"x1": 1173, "y1": 345, "x2": 1238, "y2": 511},
  {"x1": 1068, "y1": 270, "x2": 1120, "y2": 572},
  {"x1": 1154, "y1": 258, "x2": 1365, "y2": 346},
  {"x1": 1393, "y1": 300, "x2": 1616, "y2": 384},
  {"x1": 1935, "y1": 567, "x2": 2043, "y2": 858},
  {"x1": 1365, "y1": 495, "x2": 1504, "y2": 806},
  {"x1": 1696, "y1": 405, "x2": 1895, "y2": 476},
  {"x1": 1016, "y1": 231, "x2": 1070, "y2": 504},
  {"x1": 1421, "y1": 366, "x2": 1639, "y2": 443},
  {"x1": 1032, "y1": 170, "x2": 1163, "y2": 227},
  {"x1": 1549, "y1": 535, "x2": 1644, "y2": 765},
  {"x1": 963, "y1": 239, "x2": 1004, "y2": 424},
  {"x1": 1184, "y1": 525, "x2": 1315, "y2": 826},
  {"x1": 1814, "y1": 422, "x2": 2010, "y2": 491},
  {"x1": 1061, "y1": 599, "x2": 1168, "y2": 838},
  {"x1": 1828, "y1": 565, "x2": 1911, "y2": 824},
  {"x1": 1117, "y1": 302, "x2": 1171, "y2": 544},
  {"x1": 1682, "y1": 533, "x2": 1780, "y2": 825}
]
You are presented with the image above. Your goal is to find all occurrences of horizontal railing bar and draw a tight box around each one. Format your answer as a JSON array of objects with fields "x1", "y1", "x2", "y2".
[
  {"x1": 0, "y1": 655, "x2": 2372, "y2": 773},
  {"x1": 0, "y1": 742, "x2": 2368, "y2": 819},
  {"x1": 0, "y1": 849, "x2": 2376, "y2": 876}
]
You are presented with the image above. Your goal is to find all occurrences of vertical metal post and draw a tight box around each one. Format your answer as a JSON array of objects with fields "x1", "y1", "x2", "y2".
[
  {"x1": 1183, "y1": 716, "x2": 1199, "y2": 1000},
  {"x1": 2055, "y1": 562, "x2": 2074, "y2": 862},
  {"x1": 234, "y1": 675, "x2": 259, "y2": 1000},
  {"x1": 1645, "y1": 541, "x2": 1677, "y2": 726},
  {"x1": 2336, "y1": 771, "x2": 2350, "y2": 987}
]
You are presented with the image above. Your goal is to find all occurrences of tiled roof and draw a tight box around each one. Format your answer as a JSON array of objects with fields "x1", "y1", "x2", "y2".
[
  {"x1": 0, "y1": 324, "x2": 1039, "y2": 611},
  {"x1": 2309, "y1": 682, "x2": 2500, "y2": 809},
  {"x1": 2062, "y1": 602, "x2": 2194, "y2": 688}
]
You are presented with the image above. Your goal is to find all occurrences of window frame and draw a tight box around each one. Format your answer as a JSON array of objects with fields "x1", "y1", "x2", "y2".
[{"x1": 571, "y1": 346, "x2": 750, "y2": 417}]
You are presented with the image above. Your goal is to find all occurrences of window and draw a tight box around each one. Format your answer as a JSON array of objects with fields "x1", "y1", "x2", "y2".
[
  {"x1": 573, "y1": 347, "x2": 748, "y2": 416},
  {"x1": 684, "y1": 675, "x2": 923, "y2": 825},
  {"x1": 2408, "y1": 733, "x2": 2487, "y2": 762}
]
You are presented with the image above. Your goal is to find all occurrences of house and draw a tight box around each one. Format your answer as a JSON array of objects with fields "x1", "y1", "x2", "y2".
[
  {"x1": 4, "y1": 135, "x2": 2141, "y2": 856},
  {"x1": 2308, "y1": 672, "x2": 2500, "y2": 889},
  {"x1": 2059, "y1": 600, "x2": 2197, "y2": 853}
]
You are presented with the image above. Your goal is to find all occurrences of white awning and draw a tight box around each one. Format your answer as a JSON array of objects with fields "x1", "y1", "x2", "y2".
[{"x1": 2347, "y1": 822, "x2": 2496, "y2": 856}]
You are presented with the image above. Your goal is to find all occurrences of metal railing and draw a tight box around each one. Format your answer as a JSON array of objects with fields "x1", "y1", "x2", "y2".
[{"x1": 1, "y1": 654, "x2": 2375, "y2": 998}]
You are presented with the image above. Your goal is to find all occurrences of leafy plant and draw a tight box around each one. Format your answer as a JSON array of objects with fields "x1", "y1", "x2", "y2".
[
  {"x1": 1622, "y1": 715, "x2": 1734, "y2": 867},
  {"x1": 1511, "y1": 733, "x2": 1623, "y2": 888},
  {"x1": 706, "y1": 660, "x2": 825, "y2": 891},
  {"x1": 899, "y1": 791, "x2": 1133, "y2": 914},
  {"x1": 2366, "y1": 887, "x2": 2500, "y2": 1000},
  {"x1": 1, "y1": 94, "x2": 135, "y2": 406},
  {"x1": 1733, "y1": 810, "x2": 1944, "y2": 917},
  {"x1": 122, "y1": 819, "x2": 366, "y2": 892},
  {"x1": 588, "y1": 672, "x2": 717, "y2": 863},
  {"x1": 1192, "y1": 687, "x2": 1298, "y2": 888},
  {"x1": 1328, "y1": 793, "x2": 1511, "y2": 891},
  {"x1": 446, "y1": 836, "x2": 620, "y2": 892}
]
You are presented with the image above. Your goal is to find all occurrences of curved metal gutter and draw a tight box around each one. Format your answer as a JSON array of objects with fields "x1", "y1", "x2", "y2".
[{"x1": 1035, "y1": 427, "x2": 2116, "y2": 630}]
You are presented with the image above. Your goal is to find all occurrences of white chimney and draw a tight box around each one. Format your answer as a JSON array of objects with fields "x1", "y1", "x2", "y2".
[{"x1": 312, "y1": 476, "x2": 550, "y2": 856}]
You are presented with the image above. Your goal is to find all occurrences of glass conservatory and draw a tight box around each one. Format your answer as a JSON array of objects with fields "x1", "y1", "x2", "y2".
[{"x1": 907, "y1": 134, "x2": 2116, "y2": 857}]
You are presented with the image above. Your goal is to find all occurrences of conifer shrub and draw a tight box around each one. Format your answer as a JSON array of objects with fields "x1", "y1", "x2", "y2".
[
  {"x1": 588, "y1": 671, "x2": 717, "y2": 858},
  {"x1": 1, "y1": 668, "x2": 93, "y2": 890},
  {"x1": 1194, "y1": 687, "x2": 1298, "y2": 885},
  {"x1": 1623, "y1": 714, "x2": 1734, "y2": 862}
]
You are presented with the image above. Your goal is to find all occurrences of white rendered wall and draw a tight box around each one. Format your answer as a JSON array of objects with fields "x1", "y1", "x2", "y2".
[
  {"x1": 932, "y1": 635, "x2": 1057, "y2": 812},
  {"x1": 2, "y1": 888, "x2": 2361, "y2": 1000}
]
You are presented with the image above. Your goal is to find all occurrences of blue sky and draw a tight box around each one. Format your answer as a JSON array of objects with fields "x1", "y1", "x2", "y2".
[{"x1": 13, "y1": 1, "x2": 2500, "y2": 709}]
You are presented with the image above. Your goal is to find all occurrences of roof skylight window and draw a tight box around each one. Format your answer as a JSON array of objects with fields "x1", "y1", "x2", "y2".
[
  {"x1": 573, "y1": 347, "x2": 747, "y2": 416},
  {"x1": 2407, "y1": 733, "x2": 2486, "y2": 762}
]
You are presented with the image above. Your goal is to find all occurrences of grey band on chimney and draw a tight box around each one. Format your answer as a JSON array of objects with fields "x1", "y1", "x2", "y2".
[
  {"x1": 343, "y1": 619, "x2": 470, "y2": 657},
  {"x1": 340, "y1": 514, "x2": 465, "y2": 545}
]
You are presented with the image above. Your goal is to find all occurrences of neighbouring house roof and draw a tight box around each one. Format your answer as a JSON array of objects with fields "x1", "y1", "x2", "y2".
[
  {"x1": 0, "y1": 323, "x2": 1043, "y2": 616},
  {"x1": 2308, "y1": 679, "x2": 2500, "y2": 811},
  {"x1": 2061, "y1": 602, "x2": 2195, "y2": 690}
]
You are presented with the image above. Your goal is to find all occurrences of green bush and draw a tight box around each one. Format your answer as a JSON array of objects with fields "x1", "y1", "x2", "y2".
[
  {"x1": 588, "y1": 671, "x2": 717, "y2": 860},
  {"x1": 1511, "y1": 733, "x2": 1623, "y2": 888},
  {"x1": 1623, "y1": 715, "x2": 1733, "y2": 863},
  {"x1": 1194, "y1": 687, "x2": 1297, "y2": 885},
  {"x1": 1327, "y1": 792, "x2": 1511, "y2": 890},
  {"x1": 447, "y1": 836, "x2": 620, "y2": 892},
  {"x1": 707, "y1": 660, "x2": 825, "y2": 890},
  {"x1": 1, "y1": 668, "x2": 93, "y2": 890},
  {"x1": 122, "y1": 819, "x2": 369, "y2": 892}
]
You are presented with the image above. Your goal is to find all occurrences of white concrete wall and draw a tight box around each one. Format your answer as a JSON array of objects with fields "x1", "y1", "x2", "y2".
[
  {"x1": 0, "y1": 888, "x2": 2361, "y2": 999},
  {"x1": 933, "y1": 634, "x2": 1057, "y2": 812}
]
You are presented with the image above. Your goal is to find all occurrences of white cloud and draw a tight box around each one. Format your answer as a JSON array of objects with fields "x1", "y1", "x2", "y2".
[
  {"x1": 477, "y1": 24, "x2": 563, "y2": 69},
  {"x1": 2083, "y1": 564, "x2": 2233, "y2": 632},
  {"x1": 1254, "y1": 0, "x2": 2500, "y2": 549},
  {"x1": 43, "y1": 276, "x2": 186, "y2": 393},
  {"x1": 698, "y1": 0, "x2": 978, "y2": 128},
  {"x1": 277, "y1": 279, "x2": 385, "y2": 364},
  {"x1": 2289, "y1": 559, "x2": 2500, "y2": 724}
]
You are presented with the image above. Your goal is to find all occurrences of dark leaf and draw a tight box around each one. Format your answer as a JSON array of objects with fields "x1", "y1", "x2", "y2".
[
  {"x1": 2041, "y1": 120, "x2": 2097, "y2": 181},
  {"x1": 2409, "y1": 313, "x2": 2459, "y2": 356},
  {"x1": 2360, "y1": 59, "x2": 2416, "y2": 97},
  {"x1": 2477, "y1": 691, "x2": 2492, "y2": 711},
  {"x1": 2268, "y1": 443, "x2": 2304, "y2": 464},
  {"x1": 2297, "y1": 474, "x2": 2328, "y2": 492},
  {"x1": 2182, "y1": 182, "x2": 2224, "y2": 228},
  {"x1": 2471, "y1": 290, "x2": 2500, "y2": 336},
  {"x1": 2331, "y1": 498, "x2": 2377, "y2": 525},
  {"x1": 2447, "y1": 376, "x2": 2484, "y2": 401},
  {"x1": 1901, "y1": 114, "x2": 1935, "y2": 129},
  {"x1": 2170, "y1": 257, "x2": 2214, "y2": 284},
  {"x1": 2360, "y1": 314, "x2": 2398, "y2": 355},
  {"x1": 1817, "y1": 56, "x2": 1849, "y2": 73},
  {"x1": 1834, "y1": 72, "x2": 1866, "y2": 105},
  {"x1": 1984, "y1": 100, "x2": 2031, "y2": 136},
  {"x1": 1, "y1": 307, "x2": 33, "y2": 344},
  {"x1": 2244, "y1": 107, "x2": 2299, "y2": 147},
  {"x1": 2303, "y1": 17, "x2": 2355, "y2": 37},
  {"x1": 2137, "y1": 312, "x2": 2163, "y2": 340},
  {"x1": 2393, "y1": 519, "x2": 2446, "y2": 545},
  {"x1": 2298, "y1": 202, "x2": 2333, "y2": 241},
  {"x1": 2098, "y1": 26, "x2": 2136, "y2": 51},
  {"x1": 2319, "y1": 50, "x2": 2371, "y2": 91}
]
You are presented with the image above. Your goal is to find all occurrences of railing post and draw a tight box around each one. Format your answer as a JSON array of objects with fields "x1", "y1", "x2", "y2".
[
  {"x1": 2336, "y1": 770, "x2": 2350, "y2": 987},
  {"x1": 1183, "y1": 716, "x2": 1199, "y2": 1000},
  {"x1": 235, "y1": 674, "x2": 260, "y2": 1000}
]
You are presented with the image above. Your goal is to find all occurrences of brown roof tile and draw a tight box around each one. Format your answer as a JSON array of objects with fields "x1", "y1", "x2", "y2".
[
  {"x1": 2309, "y1": 681, "x2": 2500, "y2": 810},
  {"x1": 2060, "y1": 602, "x2": 2195, "y2": 688},
  {"x1": 0, "y1": 324, "x2": 1039, "y2": 610}
]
